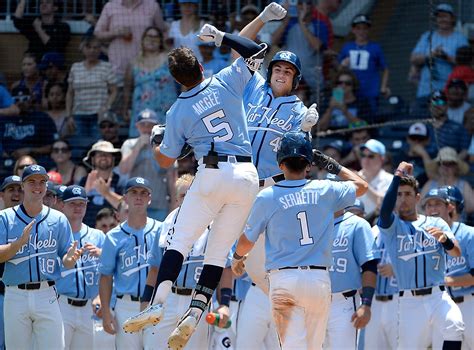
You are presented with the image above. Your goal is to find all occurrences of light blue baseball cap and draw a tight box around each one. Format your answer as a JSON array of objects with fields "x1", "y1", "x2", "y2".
[
  {"x1": 435, "y1": 4, "x2": 454, "y2": 16},
  {"x1": 360, "y1": 139, "x2": 386, "y2": 156},
  {"x1": 178, "y1": 0, "x2": 198, "y2": 3}
]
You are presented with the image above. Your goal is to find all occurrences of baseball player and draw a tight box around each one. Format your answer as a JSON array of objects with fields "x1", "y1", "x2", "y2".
[
  {"x1": 232, "y1": 131, "x2": 368, "y2": 349},
  {"x1": 98, "y1": 176, "x2": 161, "y2": 349},
  {"x1": 423, "y1": 186, "x2": 474, "y2": 349},
  {"x1": 377, "y1": 162, "x2": 464, "y2": 349},
  {"x1": 123, "y1": 24, "x2": 267, "y2": 349},
  {"x1": 0, "y1": 165, "x2": 82, "y2": 349},
  {"x1": 324, "y1": 208, "x2": 378, "y2": 349},
  {"x1": 55, "y1": 185, "x2": 105, "y2": 350}
]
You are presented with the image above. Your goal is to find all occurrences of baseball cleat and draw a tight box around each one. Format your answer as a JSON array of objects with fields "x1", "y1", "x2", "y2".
[
  {"x1": 167, "y1": 311, "x2": 200, "y2": 349},
  {"x1": 122, "y1": 304, "x2": 164, "y2": 333}
]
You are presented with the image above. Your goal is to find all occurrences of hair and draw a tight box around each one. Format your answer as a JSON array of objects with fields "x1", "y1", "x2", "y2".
[
  {"x1": 52, "y1": 138, "x2": 71, "y2": 149},
  {"x1": 45, "y1": 81, "x2": 66, "y2": 109},
  {"x1": 95, "y1": 207, "x2": 116, "y2": 222},
  {"x1": 455, "y1": 46, "x2": 473, "y2": 66},
  {"x1": 23, "y1": 52, "x2": 39, "y2": 64},
  {"x1": 333, "y1": 67, "x2": 359, "y2": 92},
  {"x1": 138, "y1": 26, "x2": 164, "y2": 57},
  {"x1": 176, "y1": 173, "x2": 194, "y2": 192},
  {"x1": 80, "y1": 35, "x2": 100, "y2": 51},
  {"x1": 168, "y1": 47, "x2": 202, "y2": 87},
  {"x1": 13, "y1": 155, "x2": 37, "y2": 176},
  {"x1": 281, "y1": 157, "x2": 310, "y2": 173},
  {"x1": 399, "y1": 175, "x2": 420, "y2": 194}
]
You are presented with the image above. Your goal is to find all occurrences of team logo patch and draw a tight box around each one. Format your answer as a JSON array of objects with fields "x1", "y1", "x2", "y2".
[
  {"x1": 12, "y1": 175, "x2": 21, "y2": 181},
  {"x1": 72, "y1": 187, "x2": 82, "y2": 195},
  {"x1": 31, "y1": 165, "x2": 41, "y2": 172},
  {"x1": 279, "y1": 51, "x2": 292, "y2": 60},
  {"x1": 136, "y1": 177, "x2": 145, "y2": 184}
]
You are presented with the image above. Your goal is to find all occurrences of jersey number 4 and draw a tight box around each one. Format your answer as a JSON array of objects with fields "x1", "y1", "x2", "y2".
[
  {"x1": 202, "y1": 109, "x2": 234, "y2": 142},
  {"x1": 297, "y1": 211, "x2": 314, "y2": 246}
]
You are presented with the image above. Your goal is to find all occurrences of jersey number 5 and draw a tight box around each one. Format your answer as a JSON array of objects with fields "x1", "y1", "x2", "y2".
[
  {"x1": 297, "y1": 211, "x2": 314, "y2": 246},
  {"x1": 202, "y1": 109, "x2": 234, "y2": 142}
]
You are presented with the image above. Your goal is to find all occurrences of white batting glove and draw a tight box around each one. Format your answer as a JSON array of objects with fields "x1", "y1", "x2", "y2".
[
  {"x1": 198, "y1": 24, "x2": 225, "y2": 47},
  {"x1": 301, "y1": 103, "x2": 319, "y2": 132},
  {"x1": 150, "y1": 124, "x2": 165, "y2": 146},
  {"x1": 259, "y1": 2, "x2": 287, "y2": 23},
  {"x1": 231, "y1": 254, "x2": 247, "y2": 277}
]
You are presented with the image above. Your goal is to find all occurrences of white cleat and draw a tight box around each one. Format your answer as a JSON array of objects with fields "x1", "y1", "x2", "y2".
[
  {"x1": 167, "y1": 312, "x2": 199, "y2": 349},
  {"x1": 122, "y1": 304, "x2": 164, "y2": 333}
]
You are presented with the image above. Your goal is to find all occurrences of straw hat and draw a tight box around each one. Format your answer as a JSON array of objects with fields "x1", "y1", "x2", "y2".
[
  {"x1": 83, "y1": 140, "x2": 122, "y2": 169},
  {"x1": 426, "y1": 147, "x2": 469, "y2": 176}
]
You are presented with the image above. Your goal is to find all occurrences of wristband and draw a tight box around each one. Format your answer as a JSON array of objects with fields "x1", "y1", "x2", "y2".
[
  {"x1": 141, "y1": 284, "x2": 154, "y2": 303},
  {"x1": 394, "y1": 169, "x2": 407, "y2": 177},
  {"x1": 220, "y1": 288, "x2": 232, "y2": 307},
  {"x1": 361, "y1": 286, "x2": 375, "y2": 307},
  {"x1": 441, "y1": 237, "x2": 455, "y2": 251},
  {"x1": 233, "y1": 252, "x2": 244, "y2": 260}
]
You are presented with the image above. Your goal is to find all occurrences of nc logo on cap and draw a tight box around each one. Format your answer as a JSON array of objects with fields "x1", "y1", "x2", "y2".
[
  {"x1": 72, "y1": 187, "x2": 82, "y2": 195},
  {"x1": 31, "y1": 165, "x2": 41, "y2": 172},
  {"x1": 12, "y1": 176, "x2": 21, "y2": 181},
  {"x1": 59, "y1": 185, "x2": 67, "y2": 192},
  {"x1": 279, "y1": 51, "x2": 292, "y2": 60},
  {"x1": 136, "y1": 177, "x2": 145, "y2": 184}
]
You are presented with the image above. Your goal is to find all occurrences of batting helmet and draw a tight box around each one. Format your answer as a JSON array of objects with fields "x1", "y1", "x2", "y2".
[
  {"x1": 277, "y1": 131, "x2": 313, "y2": 165},
  {"x1": 440, "y1": 185, "x2": 464, "y2": 213},
  {"x1": 267, "y1": 51, "x2": 302, "y2": 90}
]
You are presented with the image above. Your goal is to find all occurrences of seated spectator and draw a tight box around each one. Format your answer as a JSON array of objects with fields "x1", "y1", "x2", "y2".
[
  {"x1": 49, "y1": 139, "x2": 87, "y2": 186},
  {"x1": 445, "y1": 46, "x2": 474, "y2": 100},
  {"x1": 409, "y1": 4, "x2": 468, "y2": 103},
  {"x1": 445, "y1": 79, "x2": 471, "y2": 124},
  {"x1": 39, "y1": 52, "x2": 67, "y2": 109},
  {"x1": 95, "y1": 207, "x2": 118, "y2": 233},
  {"x1": 427, "y1": 90, "x2": 471, "y2": 153},
  {"x1": 94, "y1": 0, "x2": 167, "y2": 84},
  {"x1": 0, "y1": 175, "x2": 23, "y2": 210},
  {"x1": 357, "y1": 139, "x2": 393, "y2": 218},
  {"x1": 422, "y1": 147, "x2": 474, "y2": 214},
  {"x1": 45, "y1": 82, "x2": 75, "y2": 139},
  {"x1": 341, "y1": 126, "x2": 371, "y2": 171},
  {"x1": 13, "y1": 0, "x2": 71, "y2": 58},
  {"x1": 119, "y1": 109, "x2": 177, "y2": 220},
  {"x1": 97, "y1": 110, "x2": 124, "y2": 149},
  {"x1": 318, "y1": 140, "x2": 344, "y2": 179},
  {"x1": 43, "y1": 180, "x2": 58, "y2": 208},
  {"x1": 168, "y1": 0, "x2": 204, "y2": 61},
  {"x1": 464, "y1": 107, "x2": 474, "y2": 163},
  {"x1": 11, "y1": 53, "x2": 43, "y2": 109},
  {"x1": 319, "y1": 69, "x2": 372, "y2": 130},
  {"x1": 123, "y1": 26, "x2": 177, "y2": 137},
  {"x1": 66, "y1": 35, "x2": 117, "y2": 145},
  {"x1": 115, "y1": 199, "x2": 129, "y2": 223},
  {"x1": 13, "y1": 155, "x2": 37, "y2": 177},
  {"x1": 199, "y1": 42, "x2": 228, "y2": 78},
  {"x1": 339, "y1": 14, "x2": 390, "y2": 113},
  {"x1": 1, "y1": 87, "x2": 57, "y2": 167},
  {"x1": 0, "y1": 84, "x2": 20, "y2": 117},
  {"x1": 79, "y1": 140, "x2": 123, "y2": 227}
]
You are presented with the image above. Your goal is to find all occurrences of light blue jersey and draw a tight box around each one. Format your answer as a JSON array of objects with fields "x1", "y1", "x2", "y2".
[
  {"x1": 99, "y1": 218, "x2": 160, "y2": 297},
  {"x1": 245, "y1": 179, "x2": 356, "y2": 270},
  {"x1": 243, "y1": 73, "x2": 307, "y2": 179},
  {"x1": 379, "y1": 215, "x2": 453, "y2": 290},
  {"x1": 329, "y1": 212, "x2": 377, "y2": 293},
  {"x1": 160, "y1": 58, "x2": 253, "y2": 160},
  {"x1": 446, "y1": 222, "x2": 474, "y2": 298},
  {"x1": 56, "y1": 224, "x2": 105, "y2": 299},
  {"x1": 0, "y1": 205, "x2": 73, "y2": 285},
  {"x1": 373, "y1": 228, "x2": 399, "y2": 296}
]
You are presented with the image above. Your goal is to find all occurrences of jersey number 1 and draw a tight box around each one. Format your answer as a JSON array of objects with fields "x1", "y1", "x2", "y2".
[
  {"x1": 297, "y1": 211, "x2": 314, "y2": 246},
  {"x1": 202, "y1": 109, "x2": 234, "y2": 142}
]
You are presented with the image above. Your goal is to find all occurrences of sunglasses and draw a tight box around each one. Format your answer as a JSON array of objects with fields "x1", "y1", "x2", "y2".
[
  {"x1": 431, "y1": 98, "x2": 446, "y2": 106},
  {"x1": 337, "y1": 80, "x2": 353, "y2": 86},
  {"x1": 52, "y1": 147, "x2": 69, "y2": 153},
  {"x1": 360, "y1": 153, "x2": 376, "y2": 159},
  {"x1": 439, "y1": 161, "x2": 457, "y2": 167},
  {"x1": 100, "y1": 123, "x2": 116, "y2": 129},
  {"x1": 13, "y1": 95, "x2": 31, "y2": 103},
  {"x1": 17, "y1": 163, "x2": 34, "y2": 170},
  {"x1": 408, "y1": 135, "x2": 428, "y2": 142}
]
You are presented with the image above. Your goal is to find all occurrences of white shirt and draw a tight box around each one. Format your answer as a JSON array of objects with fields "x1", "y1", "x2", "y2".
[
  {"x1": 447, "y1": 101, "x2": 471, "y2": 125},
  {"x1": 358, "y1": 169, "x2": 394, "y2": 215}
]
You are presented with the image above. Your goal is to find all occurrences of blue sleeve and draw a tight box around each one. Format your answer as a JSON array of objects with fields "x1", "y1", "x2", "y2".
[
  {"x1": 377, "y1": 176, "x2": 400, "y2": 229},
  {"x1": 312, "y1": 20, "x2": 329, "y2": 50},
  {"x1": 0, "y1": 213, "x2": 8, "y2": 245},
  {"x1": 244, "y1": 195, "x2": 269, "y2": 243},
  {"x1": 412, "y1": 32, "x2": 429, "y2": 55},
  {"x1": 331, "y1": 181, "x2": 357, "y2": 212},
  {"x1": 221, "y1": 33, "x2": 263, "y2": 59},
  {"x1": 147, "y1": 234, "x2": 163, "y2": 267},
  {"x1": 338, "y1": 44, "x2": 350, "y2": 63},
  {"x1": 215, "y1": 58, "x2": 253, "y2": 98},
  {"x1": 0, "y1": 86, "x2": 14, "y2": 108},
  {"x1": 58, "y1": 215, "x2": 73, "y2": 258},
  {"x1": 159, "y1": 106, "x2": 186, "y2": 159},
  {"x1": 353, "y1": 220, "x2": 377, "y2": 266},
  {"x1": 466, "y1": 229, "x2": 474, "y2": 269},
  {"x1": 375, "y1": 44, "x2": 387, "y2": 70},
  {"x1": 98, "y1": 234, "x2": 117, "y2": 275}
]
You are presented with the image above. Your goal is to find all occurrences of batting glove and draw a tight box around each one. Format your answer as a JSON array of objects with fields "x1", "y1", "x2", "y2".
[
  {"x1": 231, "y1": 254, "x2": 247, "y2": 277},
  {"x1": 258, "y1": 2, "x2": 287, "y2": 23},
  {"x1": 150, "y1": 124, "x2": 165, "y2": 146},
  {"x1": 198, "y1": 24, "x2": 225, "y2": 47},
  {"x1": 301, "y1": 103, "x2": 319, "y2": 132},
  {"x1": 313, "y1": 150, "x2": 342, "y2": 175}
]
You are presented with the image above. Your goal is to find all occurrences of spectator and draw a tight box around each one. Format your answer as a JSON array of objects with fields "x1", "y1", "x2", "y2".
[
  {"x1": 168, "y1": 0, "x2": 204, "y2": 62},
  {"x1": 43, "y1": 180, "x2": 58, "y2": 208},
  {"x1": 318, "y1": 140, "x2": 344, "y2": 179},
  {"x1": 13, "y1": 0, "x2": 71, "y2": 58},
  {"x1": 97, "y1": 110, "x2": 124, "y2": 149},
  {"x1": 341, "y1": 126, "x2": 371, "y2": 170},
  {"x1": 49, "y1": 140, "x2": 87, "y2": 186},
  {"x1": 464, "y1": 107, "x2": 474, "y2": 163},
  {"x1": 445, "y1": 79, "x2": 471, "y2": 124},
  {"x1": 422, "y1": 147, "x2": 473, "y2": 215},
  {"x1": 445, "y1": 46, "x2": 474, "y2": 100},
  {"x1": 0, "y1": 85, "x2": 20, "y2": 117},
  {"x1": 45, "y1": 82, "x2": 75, "y2": 139},
  {"x1": 95, "y1": 207, "x2": 118, "y2": 233},
  {"x1": 410, "y1": 4, "x2": 468, "y2": 102},
  {"x1": 123, "y1": 26, "x2": 177, "y2": 137},
  {"x1": 11, "y1": 53, "x2": 43, "y2": 109},
  {"x1": 79, "y1": 140, "x2": 123, "y2": 227},
  {"x1": 38, "y1": 52, "x2": 67, "y2": 109},
  {"x1": 115, "y1": 199, "x2": 129, "y2": 223},
  {"x1": 119, "y1": 109, "x2": 177, "y2": 220},
  {"x1": 1, "y1": 87, "x2": 57, "y2": 165},
  {"x1": 319, "y1": 69, "x2": 372, "y2": 130},
  {"x1": 357, "y1": 139, "x2": 393, "y2": 218},
  {"x1": 272, "y1": 1, "x2": 329, "y2": 97},
  {"x1": 13, "y1": 155, "x2": 37, "y2": 178},
  {"x1": 0, "y1": 176, "x2": 23, "y2": 210},
  {"x1": 199, "y1": 42, "x2": 228, "y2": 78},
  {"x1": 339, "y1": 14, "x2": 390, "y2": 112},
  {"x1": 428, "y1": 90, "x2": 471, "y2": 153},
  {"x1": 66, "y1": 35, "x2": 117, "y2": 145},
  {"x1": 94, "y1": 0, "x2": 167, "y2": 83}
]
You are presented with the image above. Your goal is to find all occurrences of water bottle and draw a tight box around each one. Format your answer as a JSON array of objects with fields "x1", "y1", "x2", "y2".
[
  {"x1": 92, "y1": 304, "x2": 103, "y2": 332},
  {"x1": 206, "y1": 313, "x2": 232, "y2": 329}
]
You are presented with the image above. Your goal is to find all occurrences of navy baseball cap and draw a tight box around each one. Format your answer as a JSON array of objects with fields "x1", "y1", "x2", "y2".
[
  {"x1": 125, "y1": 177, "x2": 152, "y2": 193},
  {"x1": 422, "y1": 188, "x2": 449, "y2": 206},
  {"x1": 22, "y1": 165, "x2": 49, "y2": 182},
  {"x1": 137, "y1": 109, "x2": 159, "y2": 125},
  {"x1": 38, "y1": 52, "x2": 65, "y2": 71},
  {"x1": 352, "y1": 14, "x2": 371, "y2": 26},
  {"x1": 56, "y1": 185, "x2": 68, "y2": 201},
  {"x1": 46, "y1": 181, "x2": 59, "y2": 195},
  {"x1": 1, "y1": 175, "x2": 22, "y2": 191},
  {"x1": 62, "y1": 185, "x2": 88, "y2": 202}
]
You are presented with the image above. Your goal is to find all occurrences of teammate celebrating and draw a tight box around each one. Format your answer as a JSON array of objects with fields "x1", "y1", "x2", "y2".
[
  {"x1": 0, "y1": 175, "x2": 23, "y2": 209},
  {"x1": 232, "y1": 131, "x2": 368, "y2": 349},
  {"x1": 98, "y1": 177, "x2": 161, "y2": 349},
  {"x1": 0, "y1": 165, "x2": 82, "y2": 349},
  {"x1": 377, "y1": 162, "x2": 464, "y2": 349},
  {"x1": 123, "y1": 24, "x2": 268, "y2": 349},
  {"x1": 55, "y1": 185, "x2": 105, "y2": 350}
]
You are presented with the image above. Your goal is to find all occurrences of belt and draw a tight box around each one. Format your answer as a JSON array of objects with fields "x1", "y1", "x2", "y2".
[
  {"x1": 171, "y1": 286, "x2": 193, "y2": 296},
  {"x1": 452, "y1": 293, "x2": 474, "y2": 304},
  {"x1": 375, "y1": 295, "x2": 393, "y2": 302},
  {"x1": 278, "y1": 265, "x2": 327, "y2": 271},
  {"x1": 399, "y1": 286, "x2": 445, "y2": 297},
  {"x1": 342, "y1": 290, "x2": 357, "y2": 298},
  {"x1": 117, "y1": 294, "x2": 140, "y2": 302},
  {"x1": 17, "y1": 281, "x2": 55, "y2": 290},
  {"x1": 68, "y1": 298, "x2": 88, "y2": 307},
  {"x1": 259, "y1": 174, "x2": 285, "y2": 187},
  {"x1": 217, "y1": 155, "x2": 252, "y2": 163},
  {"x1": 0, "y1": 282, "x2": 4, "y2": 295}
]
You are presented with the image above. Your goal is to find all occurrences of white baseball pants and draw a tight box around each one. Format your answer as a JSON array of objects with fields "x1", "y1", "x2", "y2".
[
  {"x1": 58, "y1": 296, "x2": 93, "y2": 350},
  {"x1": 362, "y1": 295, "x2": 398, "y2": 350},
  {"x1": 114, "y1": 297, "x2": 143, "y2": 350}
]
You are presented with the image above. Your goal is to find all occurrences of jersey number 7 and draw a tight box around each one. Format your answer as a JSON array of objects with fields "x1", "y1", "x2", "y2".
[{"x1": 202, "y1": 109, "x2": 234, "y2": 142}]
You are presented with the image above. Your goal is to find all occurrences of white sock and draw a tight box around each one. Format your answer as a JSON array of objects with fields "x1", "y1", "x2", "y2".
[{"x1": 151, "y1": 280, "x2": 172, "y2": 305}]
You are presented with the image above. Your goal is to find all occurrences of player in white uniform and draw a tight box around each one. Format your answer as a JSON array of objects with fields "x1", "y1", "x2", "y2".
[
  {"x1": 0, "y1": 165, "x2": 82, "y2": 349},
  {"x1": 423, "y1": 186, "x2": 474, "y2": 349},
  {"x1": 232, "y1": 131, "x2": 368, "y2": 349},
  {"x1": 377, "y1": 162, "x2": 464, "y2": 349},
  {"x1": 98, "y1": 177, "x2": 161, "y2": 349},
  {"x1": 55, "y1": 185, "x2": 105, "y2": 350}
]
